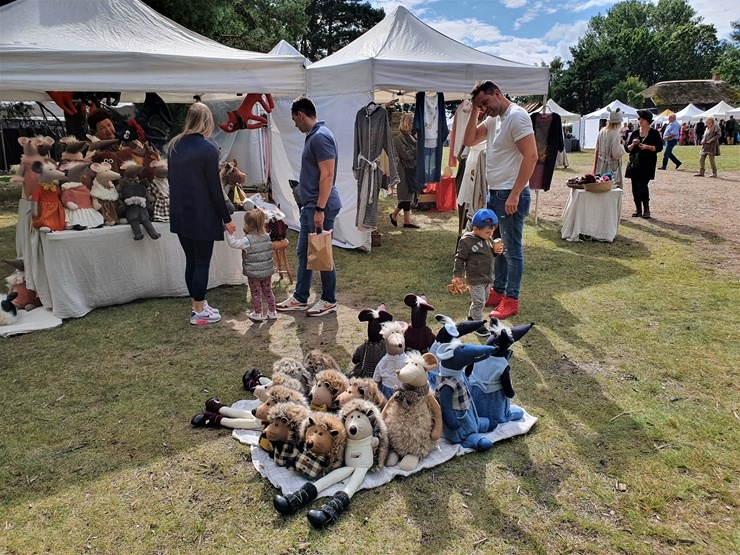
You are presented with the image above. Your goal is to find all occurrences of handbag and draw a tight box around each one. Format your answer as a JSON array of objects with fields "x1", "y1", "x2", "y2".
[
  {"x1": 307, "y1": 230, "x2": 333, "y2": 271},
  {"x1": 625, "y1": 153, "x2": 638, "y2": 179}
]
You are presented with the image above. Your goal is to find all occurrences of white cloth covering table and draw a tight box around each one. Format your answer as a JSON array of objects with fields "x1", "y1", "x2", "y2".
[
  {"x1": 561, "y1": 188, "x2": 623, "y2": 242},
  {"x1": 28, "y1": 212, "x2": 246, "y2": 319}
]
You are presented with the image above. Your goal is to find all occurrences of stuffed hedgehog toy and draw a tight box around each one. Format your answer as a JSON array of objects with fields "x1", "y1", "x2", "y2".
[
  {"x1": 308, "y1": 369, "x2": 349, "y2": 413},
  {"x1": 348, "y1": 304, "x2": 393, "y2": 379},
  {"x1": 469, "y1": 319, "x2": 534, "y2": 428},
  {"x1": 294, "y1": 412, "x2": 347, "y2": 480},
  {"x1": 403, "y1": 294, "x2": 436, "y2": 354},
  {"x1": 261, "y1": 402, "x2": 310, "y2": 469},
  {"x1": 435, "y1": 339, "x2": 498, "y2": 451},
  {"x1": 337, "y1": 377, "x2": 387, "y2": 410},
  {"x1": 274, "y1": 398, "x2": 389, "y2": 529}
]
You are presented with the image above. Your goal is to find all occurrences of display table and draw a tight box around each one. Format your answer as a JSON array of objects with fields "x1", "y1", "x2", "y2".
[
  {"x1": 564, "y1": 138, "x2": 580, "y2": 152},
  {"x1": 31, "y1": 212, "x2": 247, "y2": 319},
  {"x1": 422, "y1": 176, "x2": 457, "y2": 211},
  {"x1": 561, "y1": 188, "x2": 623, "y2": 242}
]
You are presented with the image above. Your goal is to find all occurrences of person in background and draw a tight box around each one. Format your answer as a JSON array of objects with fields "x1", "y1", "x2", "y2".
[
  {"x1": 659, "y1": 114, "x2": 681, "y2": 170},
  {"x1": 592, "y1": 108, "x2": 625, "y2": 188},
  {"x1": 276, "y1": 96, "x2": 342, "y2": 317},
  {"x1": 725, "y1": 115, "x2": 736, "y2": 146},
  {"x1": 695, "y1": 116, "x2": 720, "y2": 178},
  {"x1": 452, "y1": 208, "x2": 504, "y2": 337},
  {"x1": 390, "y1": 113, "x2": 420, "y2": 229},
  {"x1": 626, "y1": 110, "x2": 663, "y2": 219},
  {"x1": 464, "y1": 80, "x2": 537, "y2": 320},
  {"x1": 166, "y1": 102, "x2": 235, "y2": 325},
  {"x1": 226, "y1": 208, "x2": 277, "y2": 322},
  {"x1": 695, "y1": 118, "x2": 706, "y2": 145}
]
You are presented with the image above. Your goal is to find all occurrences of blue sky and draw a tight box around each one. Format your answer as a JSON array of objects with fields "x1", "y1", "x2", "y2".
[{"x1": 369, "y1": 1, "x2": 736, "y2": 66}]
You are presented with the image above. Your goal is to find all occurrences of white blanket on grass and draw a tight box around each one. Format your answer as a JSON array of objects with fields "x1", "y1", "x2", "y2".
[
  {"x1": 231, "y1": 399, "x2": 538, "y2": 499},
  {"x1": 0, "y1": 307, "x2": 62, "y2": 337}
]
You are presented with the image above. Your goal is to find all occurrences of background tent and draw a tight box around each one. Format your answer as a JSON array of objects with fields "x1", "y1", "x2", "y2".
[
  {"x1": 674, "y1": 103, "x2": 704, "y2": 122},
  {"x1": 542, "y1": 99, "x2": 581, "y2": 122},
  {"x1": 695, "y1": 101, "x2": 738, "y2": 120},
  {"x1": 0, "y1": 0, "x2": 306, "y2": 102},
  {"x1": 296, "y1": 6, "x2": 549, "y2": 249},
  {"x1": 579, "y1": 100, "x2": 639, "y2": 149}
]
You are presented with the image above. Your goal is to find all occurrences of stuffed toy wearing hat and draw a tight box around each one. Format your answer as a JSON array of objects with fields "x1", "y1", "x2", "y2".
[
  {"x1": 274, "y1": 398, "x2": 389, "y2": 529},
  {"x1": 434, "y1": 339, "x2": 498, "y2": 451},
  {"x1": 373, "y1": 320, "x2": 410, "y2": 400},
  {"x1": 403, "y1": 294, "x2": 436, "y2": 354},
  {"x1": 382, "y1": 351, "x2": 443, "y2": 470},
  {"x1": 427, "y1": 314, "x2": 485, "y2": 388},
  {"x1": 468, "y1": 318, "x2": 534, "y2": 429},
  {"x1": 348, "y1": 304, "x2": 393, "y2": 379}
]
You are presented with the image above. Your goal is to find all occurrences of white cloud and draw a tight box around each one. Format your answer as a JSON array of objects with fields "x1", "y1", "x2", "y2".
[
  {"x1": 477, "y1": 36, "x2": 559, "y2": 66},
  {"x1": 501, "y1": 0, "x2": 529, "y2": 8},
  {"x1": 565, "y1": 0, "x2": 617, "y2": 13},
  {"x1": 687, "y1": 0, "x2": 735, "y2": 39},
  {"x1": 513, "y1": 2, "x2": 558, "y2": 30},
  {"x1": 425, "y1": 17, "x2": 506, "y2": 43}
]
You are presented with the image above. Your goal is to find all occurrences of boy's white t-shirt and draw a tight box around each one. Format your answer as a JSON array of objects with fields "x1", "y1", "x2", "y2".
[{"x1": 483, "y1": 103, "x2": 534, "y2": 190}]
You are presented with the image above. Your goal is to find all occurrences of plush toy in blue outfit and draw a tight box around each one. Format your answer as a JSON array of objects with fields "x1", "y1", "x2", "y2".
[
  {"x1": 469, "y1": 319, "x2": 534, "y2": 430},
  {"x1": 428, "y1": 314, "x2": 484, "y2": 389},
  {"x1": 434, "y1": 338, "x2": 498, "y2": 451}
]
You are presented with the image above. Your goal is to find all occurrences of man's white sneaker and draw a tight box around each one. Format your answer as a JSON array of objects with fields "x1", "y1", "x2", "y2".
[
  {"x1": 190, "y1": 309, "x2": 221, "y2": 325},
  {"x1": 248, "y1": 311, "x2": 265, "y2": 322},
  {"x1": 276, "y1": 296, "x2": 308, "y2": 311},
  {"x1": 306, "y1": 299, "x2": 337, "y2": 317}
]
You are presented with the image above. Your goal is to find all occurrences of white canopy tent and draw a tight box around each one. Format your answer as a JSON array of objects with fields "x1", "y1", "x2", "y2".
[
  {"x1": 0, "y1": 0, "x2": 306, "y2": 103},
  {"x1": 674, "y1": 103, "x2": 705, "y2": 122},
  {"x1": 579, "y1": 100, "x2": 640, "y2": 149},
  {"x1": 694, "y1": 101, "x2": 738, "y2": 121},
  {"x1": 541, "y1": 98, "x2": 581, "y2": 122},
  {"x1": 298, "y1": 6, "x2": 549, "y2": 249}
]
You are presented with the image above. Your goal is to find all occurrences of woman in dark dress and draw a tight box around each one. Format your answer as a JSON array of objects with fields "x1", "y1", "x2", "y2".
[
  {"x1": 390, "y1": 113, "x2": 420, "y2": 228},
  {"x1": 625, "y1": 110, "x2": 663, "y2": 219},
  {"x1": 166, "y1": 103, "x2": 236, "y2": 325}
]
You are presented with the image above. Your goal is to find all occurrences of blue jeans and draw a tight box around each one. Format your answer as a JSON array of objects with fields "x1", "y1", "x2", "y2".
[
  {"x1": 661, "y1": 139, "x2": 680, "y2": 168},
  {"x1": 487, "y1": 188, "x2": 530, "y2": 300},
  {"x1": 293, "y1": 206, "x2": 338, "y2": 304}
]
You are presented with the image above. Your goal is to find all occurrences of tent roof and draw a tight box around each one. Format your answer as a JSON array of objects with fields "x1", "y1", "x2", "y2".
[
  {"x1": 583, "y1": 100, "x2": 640, "y2": 120},
  {"x1": 306, "y1": 6, "x2": 549, "y2": 97},
  {"x1": 696, "y1": 101, "x2": 738, "y2": 120},
  {"x1": 0, "y1": 0, "x2": 306, "y2": 103},
  {"x1": 545, "y1": 98, "x2": 581, "y2": 122}
]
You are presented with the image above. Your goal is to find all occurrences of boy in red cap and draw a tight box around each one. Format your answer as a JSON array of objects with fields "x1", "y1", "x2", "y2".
[{"x1": 452, "y1": 208, "x2": 503, "y2": 337}]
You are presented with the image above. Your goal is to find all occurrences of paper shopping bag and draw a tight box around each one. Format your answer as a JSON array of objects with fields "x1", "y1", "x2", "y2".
[{"x1": 307, "y1": 230, "x2": 334, "y2": 271}]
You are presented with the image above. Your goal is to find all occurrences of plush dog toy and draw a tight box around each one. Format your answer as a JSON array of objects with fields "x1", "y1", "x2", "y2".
[
  {"x1": 403, "y1": 294, "x2": 436, "y2": 354},
  {"x1": 348, "y1": 304, "x2": 393, "y2": 379},
  {"x1": 435, "y1": 339, "x2": 498, "y2": 451},
  {"x1": 337, "y1": 377, "x2": 387, "y2": 409},
  {"x1": 469, "y1": 319, "x2": 534, "y2": 428},
  {"x1": 294, "y1": 412, "x2": 347, "y2": 480},
  {"x1": 219, "y1": 159, "x2": 247, "y2": 213},
  {"x1": 274, "y1": 398, "x2": 389, "y2": 529},
  {"x1": 382, "y1": 351, "x2": 443, "y2": 470},
  {"x1": 373, "y1": 320, "x2": 409, "y2": 399},
  {"x1": 219, "y1": 93, "x2": 275, "y2": 132},
  {"x1": 308, "y1": 369, "x2": 349, "y2": 413}
]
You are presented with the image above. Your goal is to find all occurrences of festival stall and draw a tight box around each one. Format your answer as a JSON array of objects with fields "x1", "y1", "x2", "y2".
[
  {"x1": 579, "y1": 100, "x2": 640, "y2": 149},
  {"x1": 0, "y1": 0, "x2": 306, "y2": 323}
]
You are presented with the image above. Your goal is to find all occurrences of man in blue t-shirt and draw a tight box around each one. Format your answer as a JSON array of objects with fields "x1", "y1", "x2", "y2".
[
  {"x1": 276, "y1": 97, "x2": 342, "y2": 317},
  {"x1": 659, "y1": 114, "x2": 682, "y2": 170}
]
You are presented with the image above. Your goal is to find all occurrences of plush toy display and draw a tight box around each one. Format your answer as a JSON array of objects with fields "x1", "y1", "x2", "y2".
[
  {"x1": 261, "y1": 402, "x2": 310, "y2": 468},
  {"x1": 11, "y1": 136, "x2": 55, "y2": 199},
  {"x1": 308, "y1": 369, "x2": 349, "y2": 412},
  {"x1": 427, "y1": 315, "x2": 485, "y2": 388},
  {"x1": 252, "y1": 385, "x2": 308, "y2": 423},
  {"x1": 303, "y1": 349, "x2": 342, "y2": 377},
  {"x1": 373, "y1": 320, "x2": 410, "y2": 399},
  {"x1": 0, "y1": 292, "x2": 19, "y2": 327},
  {"x1": 403, "y1": 294, "x2": 436, "y2": 354},
  {"x1": 469, "y1": 319, "x2": 534, "y2": 428},
  {"x1": 337, "y1": 377, "x2": 387, "y2": 409},
  {"x1": 250, "y1": 357, "x2": 311, "y2": 399},
  {"x1": 294, "y1": 412, "x2": 347, "y2": 480},
  {"x1": 30, "y1": 161, "x2": 66, "y2": 232},
  {"x1": 118, "y1": 163, "x2": 161, "y2": 240},
  {"x1": 435, "y1": 339, "x2": 498, "y2": 451},
  {"x1": 219, "y1": 93, "x2": 275, "y2": 132},
  {"x1": 141, "y1": 145, "x2": 170, "y2": 222},
  {"x1": 60, "y1": 161, "x2": 105, "y2": 230},
  {"x1": 219, "y1": 159, "x2": 248, "y2": 212},
  {"x1": 382, "y1": 351, "x2": 443, "y2": 470},
  {"x1": 274, "y1": 398, "x2": 389, "y2": 529},
  {"x1": 89, "y1": 162, "x2": 121, "y2": 226},
  {"x1": 190, "y1": 396, "x2": 263, "y2": 430},
  {"x1": 59, "y1": 136, "x2": 88, "y2": 163},
  {"x1": 348, "y1": 304, "x2": 393, "y2": 379}
]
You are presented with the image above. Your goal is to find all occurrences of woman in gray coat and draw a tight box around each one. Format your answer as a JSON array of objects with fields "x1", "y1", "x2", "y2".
[{"x1": 695, "y1": 116, "x2": 720, "y2": 178}]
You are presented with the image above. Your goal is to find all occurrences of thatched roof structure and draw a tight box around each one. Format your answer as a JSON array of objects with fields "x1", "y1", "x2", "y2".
[{"x1": 641, "y1": 79, "x2": 740, "y2": 112}]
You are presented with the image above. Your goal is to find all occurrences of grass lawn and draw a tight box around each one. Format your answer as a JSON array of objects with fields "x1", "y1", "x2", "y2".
[{"x1": 0, "y1": 145, "x2": 738, "y2": 555}]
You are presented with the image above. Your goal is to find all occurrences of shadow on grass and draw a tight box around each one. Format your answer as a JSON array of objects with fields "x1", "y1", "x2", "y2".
[{"x1": 621, "y1": 218, "x2": 726, "y2": 245}]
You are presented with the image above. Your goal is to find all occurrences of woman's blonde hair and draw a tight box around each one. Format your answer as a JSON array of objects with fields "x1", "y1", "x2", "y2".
[
  {"x1": 706, "y1": 117, "x2": 715, "y2": 126},
  {"x1": 166, "y1": 102, "x2": 215, "y2": 155},
  {"x1": 243, "y1": 208, "x2": 267, "y2": 235},
  {"x1": 603, "y1": 121, "x2": 621, "y2": 133},
  {"x1": 399, "y1": 113, "x2": 414, "y2": 133}
]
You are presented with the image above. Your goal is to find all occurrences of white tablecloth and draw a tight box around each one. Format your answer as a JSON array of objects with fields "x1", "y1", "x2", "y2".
[
  {"x1": 29, "y1": 212, "x2": 246, "y2": 319},
  {"x1": 561, "y1": 188, "x2": 623, "y2": 242}
]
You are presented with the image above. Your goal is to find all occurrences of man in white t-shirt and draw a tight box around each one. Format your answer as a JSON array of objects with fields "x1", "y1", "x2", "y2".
[{"x1": 462, "y1": 81, "x2": 537, "y2": 320}]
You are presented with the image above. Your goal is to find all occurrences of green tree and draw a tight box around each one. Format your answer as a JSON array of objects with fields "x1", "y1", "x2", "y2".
[
  {"x1": 299, "y1": 0, "x2": 384, "y2": 61},
  {"x1": 607, "y1": 76, "x2": 647, "y2": 108}
]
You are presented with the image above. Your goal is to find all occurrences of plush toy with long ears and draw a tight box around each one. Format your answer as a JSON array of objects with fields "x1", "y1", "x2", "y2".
[
  {"x1": 30, "y1": 161, "x2": 66, "y2": 232},
  {"x1": 403, "y1": 294, "x2": 436, "y2": 354},
  {"x1": 468, "y1": 319, "x2": 534, "y2": 428},
  {"x1": 427, "y1": 314, "x2": 486, "y2": 388},
  {"x1": 435, "y1": 339, "x2": 498, "y2": 451},
  {"x1": 89, "y1": 162, "x2": 121, "y2": 226},
  {"x1": 348, "y1": 304, "x2": 394, "y2": 379},
  {"x1": 60, "y1": 161, "x2": 104, "y2": 230},
  {"x1": 219, "y1": 93, "x2": 275, "y2": 132}
]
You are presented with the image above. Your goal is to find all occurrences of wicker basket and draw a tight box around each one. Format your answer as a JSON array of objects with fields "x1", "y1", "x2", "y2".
[{"x1": 583, "y1": 181, "x2": 613, "y2": 193}]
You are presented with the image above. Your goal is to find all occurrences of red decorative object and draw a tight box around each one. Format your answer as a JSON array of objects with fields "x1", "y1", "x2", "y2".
[{"x1": 219, "y1": 93, "x2": 275, "y2": 133}]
